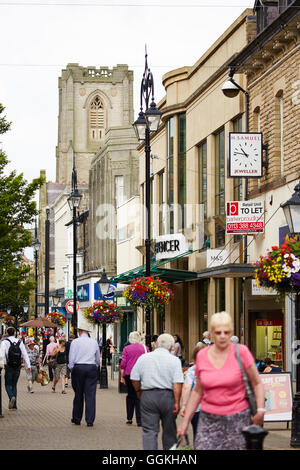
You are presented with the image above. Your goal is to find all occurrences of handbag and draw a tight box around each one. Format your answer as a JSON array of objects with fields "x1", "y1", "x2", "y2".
[
  {"x1": 48, "y1": 355, "x2": 57, "y2": 369},
  {"x1": 234, "y1": 343, "x2": 257, "y2": 416}
]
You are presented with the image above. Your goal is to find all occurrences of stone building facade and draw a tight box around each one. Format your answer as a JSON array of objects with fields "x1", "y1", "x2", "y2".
[
  {"x1": 227, "y1": 0, "x2": 300, "y2": 373},
  {"x1": 38, "y1": 63, "x2": 139, "y2": 335}
]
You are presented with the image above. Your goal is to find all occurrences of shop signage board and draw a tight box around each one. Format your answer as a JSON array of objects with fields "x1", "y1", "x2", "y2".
[
  {"x1": 251, "y1": 279, "x2": 277, "y2": 296},
  {"x1": 226, "y1": 200, "x2": 264, "y2": 235},
  {"x1": 206, "y1": 249, "x2": 228, "y2": 268},
  {"x1": 155, "y1": 233, "x2": 189, "y2": 261},
  {"x1": 260, "y1": 373, "x2": 293, "y2": 422},
  {"x1": 228, "y1": 132, "x2": 263, "y2": 177}
]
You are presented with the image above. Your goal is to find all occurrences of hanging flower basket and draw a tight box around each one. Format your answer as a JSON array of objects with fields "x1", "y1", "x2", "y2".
[
  {"x1": 45, "y1": 312, "x2": 66, "y2": 327},
  {"x1": 123, "y1": 276, "x2": 174, "y2": 312},
  {"x1": 254, "y1": 236, "x2": 300, "y2": 295},
  {"x1": 83, "y1": 300, "x2": 123, "y2": 325},
  {"x1": 2, "y1": 315, "x2": 15, "y2": 327}
]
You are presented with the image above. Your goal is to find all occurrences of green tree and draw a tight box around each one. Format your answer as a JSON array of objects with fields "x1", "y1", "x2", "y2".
[{"x1": 0, "y1": 103, "x2": 44, "y2": 319}]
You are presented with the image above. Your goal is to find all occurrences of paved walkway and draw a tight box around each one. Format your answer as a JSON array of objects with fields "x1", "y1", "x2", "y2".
[{"x1": 0, "y1": 367, "x2": 297, "y2": 451}]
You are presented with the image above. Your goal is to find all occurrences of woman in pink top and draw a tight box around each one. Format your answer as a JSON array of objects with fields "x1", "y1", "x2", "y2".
[
  {"x1": 177, "y1": 312, "x2": 265, "y2": 450},
  {"x1": 120, "y1": 331, "x2": 149, "y2": 426}
]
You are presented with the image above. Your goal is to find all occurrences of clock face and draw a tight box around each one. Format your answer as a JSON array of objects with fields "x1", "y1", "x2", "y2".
[{"x1": 229, "y1": 132, "x2": 262, "y2": 178}]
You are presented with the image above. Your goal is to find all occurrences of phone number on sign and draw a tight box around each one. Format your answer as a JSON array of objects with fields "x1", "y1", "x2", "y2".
[{"x1": 226, "y1": 222, "x2": 264, "y2": 233}]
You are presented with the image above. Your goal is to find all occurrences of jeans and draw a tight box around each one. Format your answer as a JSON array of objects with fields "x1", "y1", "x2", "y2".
[{"x1": 4, "y1": 366, "x2": 21, "y2": 408}]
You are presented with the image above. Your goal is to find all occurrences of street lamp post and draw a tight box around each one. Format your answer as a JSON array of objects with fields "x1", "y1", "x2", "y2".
[
  {"x1": 133, "y1": 49, "x2": 162, "y2": 351},
  {"x1": 67, "y1": 158, "x2": 82, "y2": 337},
  {"x1": 222, "y1": 69, "x2": 249, "y2": 264},
  {"x1": 33, "y1": 218, "x2": 41, "y2": 319},
  {"x1": 97, "y1": 269, "x2": 111, "y2": 389},
  {"x1": 281, "y1": 182, "x2": 300, "y2": 447},
  {"x1": 45, "y1": 208, "x2": 50, "y2": 318}
]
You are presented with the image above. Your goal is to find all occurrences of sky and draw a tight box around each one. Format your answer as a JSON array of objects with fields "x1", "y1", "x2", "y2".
[{"x1": 0, "y1": 0, "x2": 253, "y2": 186}]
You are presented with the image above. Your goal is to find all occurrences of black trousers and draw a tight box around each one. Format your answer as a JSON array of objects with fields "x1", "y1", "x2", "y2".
[
  {"x1": 71, "y1": 364, "x2": 98, "y2": 425},
  {"x1": 125, "y1": 375, "x2": 141, "y2": 424}
]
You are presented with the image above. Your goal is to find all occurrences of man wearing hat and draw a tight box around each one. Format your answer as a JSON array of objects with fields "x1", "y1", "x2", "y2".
[
  {"x1": 68, "y1": 319, "x2": 100, "y2": 427},
  {"x1": 26, "y1": 339, "x2": 41, "y2": 393}
]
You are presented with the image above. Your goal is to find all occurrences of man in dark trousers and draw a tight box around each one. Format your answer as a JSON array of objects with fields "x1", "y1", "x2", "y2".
[
  {"x1": 68, "y1": 320, "x2": 100, "y2": 427},
  {"x1": 0, "y1": 327, "x2": 31, "y2": 410}
]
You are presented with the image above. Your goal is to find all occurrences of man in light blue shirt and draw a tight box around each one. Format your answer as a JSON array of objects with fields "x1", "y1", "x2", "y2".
[{"x1": 68, "y1": 320, "x2": 100, "y2": 427}]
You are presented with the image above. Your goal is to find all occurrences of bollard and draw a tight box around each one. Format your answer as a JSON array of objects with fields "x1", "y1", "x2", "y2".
[
  {"x1": 0, "y1": 366, "x2": 3, "y2": 418},
  {"x1": 242, "y1": 425, "x2": 268, "y2": 450}
]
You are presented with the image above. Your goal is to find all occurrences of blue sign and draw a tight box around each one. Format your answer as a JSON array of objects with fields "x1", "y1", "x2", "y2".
[
  {"x1": 94, "y1": 282, "x2": 117, "y2": 301},
  {"x1": 77, "y1": 284, "x2": 90, "y2": 302}
]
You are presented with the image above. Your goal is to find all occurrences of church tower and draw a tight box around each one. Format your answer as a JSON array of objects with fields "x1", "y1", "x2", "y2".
[{"x1": 56, "y1": 63, "x2": 134, "y2": 185}]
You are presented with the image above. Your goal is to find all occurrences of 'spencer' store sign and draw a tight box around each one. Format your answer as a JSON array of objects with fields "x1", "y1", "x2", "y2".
[{"x1": 155, "y1": 233, "x2": 189, "y2": 261}]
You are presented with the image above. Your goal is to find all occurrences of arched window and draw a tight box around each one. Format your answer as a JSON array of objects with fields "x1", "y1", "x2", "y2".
[{"x1": 89, "y1": 96, "x2": 105, "y2": 141}]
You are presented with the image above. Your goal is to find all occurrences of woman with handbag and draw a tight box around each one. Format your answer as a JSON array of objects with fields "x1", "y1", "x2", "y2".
[
  {"x1": 51, "y1": 339, "x2": 67, "y2": 394},
  {"x1": 177, "y1": 311, "x2": 265, "y2": 450}
]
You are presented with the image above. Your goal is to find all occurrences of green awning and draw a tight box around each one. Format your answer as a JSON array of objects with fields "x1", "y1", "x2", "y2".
[{"x1": 110, "y1": 249, "x2": 198, "y2": 284}]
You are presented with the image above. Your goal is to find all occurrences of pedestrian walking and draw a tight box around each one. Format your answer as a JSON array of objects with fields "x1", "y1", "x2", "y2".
[
  {"x1": 65, "y1": 333, "x2": 75, "y2": 388},
  {"x1": 120, "y1": 331, "x2": 149, "y2": 426},
  {"x1": 68, "y1": 320, "x2": 101, "y2": 427},
  {"x1": 0, "y1": 326, "x2": 31, "y2": 410},
  {"x1": 45, "y1": 336, "x2": 57, "y2": 382},
  {"x1": 177, "y1": 311, "x2": 266, "y2": 450},
  {"x1": 197, "y1": 331, "x2": 211, "y2": 346},
  {"x1": 180, "y1": 343, "x2": 207, "y2": 444},
  {"x1": 106, "y1": 335, "x2": 113, "y2": 365},
  {"x1": 130, "y1": 333, "x2": 184, "y2": 450},
  {"x1": 171, "y1": 334, "x2": 184, "y2": 364},
  {"x1": 26, "y1": 339, "x2": 41, "y2": 393},
  {"x1": 52, "y1": 338, "x2": 68, "y2": 394}
]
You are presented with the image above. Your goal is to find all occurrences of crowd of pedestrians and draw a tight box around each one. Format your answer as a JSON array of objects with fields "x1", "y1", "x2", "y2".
[{"x1": 0, "y1": 310, "x2": 283, "y2": 450}]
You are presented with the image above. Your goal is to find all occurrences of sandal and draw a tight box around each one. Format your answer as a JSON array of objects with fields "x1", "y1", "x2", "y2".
[
  {"x1": 62, "y1": 390, "x2": 67, "y2": 394},
  {"x1": 52, "y1": 387, "x2": 56, "y2": 393}
]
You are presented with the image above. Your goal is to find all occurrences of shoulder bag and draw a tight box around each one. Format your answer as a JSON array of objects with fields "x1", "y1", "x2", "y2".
[{"x1": 234, "y1": 343, "x2": 257, "y2": 416}]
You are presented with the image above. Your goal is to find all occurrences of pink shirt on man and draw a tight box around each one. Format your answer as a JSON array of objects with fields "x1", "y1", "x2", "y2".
[{"x1": 195, "y1": 342, "x2": 254, "y2": 416}]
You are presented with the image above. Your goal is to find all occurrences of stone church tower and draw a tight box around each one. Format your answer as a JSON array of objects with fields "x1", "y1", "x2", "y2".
[{"x1": 56, "y1": 63, "x2": 135, "y2": 185}]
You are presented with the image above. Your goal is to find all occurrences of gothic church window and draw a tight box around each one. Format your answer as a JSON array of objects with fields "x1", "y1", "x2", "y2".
[{"x1": 89, "y1": 96, "x2": 105, "y2": 141}]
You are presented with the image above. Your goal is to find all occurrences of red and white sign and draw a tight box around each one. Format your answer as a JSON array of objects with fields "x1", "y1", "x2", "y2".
[
  {"x1": 65, "y1": 300, "x2": 79, "y2": 314},
  {"x1": 226, "y1": 200, "x2": 264, "y2": 235}
]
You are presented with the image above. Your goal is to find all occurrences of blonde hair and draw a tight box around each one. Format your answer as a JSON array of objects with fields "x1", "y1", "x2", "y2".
[
  {"x1": 210, "y1": 311, "x2": 233, "y2": 332},
  {"x1": 128, "y1": 331, "x2": 141, "y2": 344}
]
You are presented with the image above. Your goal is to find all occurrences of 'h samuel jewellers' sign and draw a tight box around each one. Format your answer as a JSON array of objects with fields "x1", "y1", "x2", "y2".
[{"x1": 155, "y1": 233, "x2": 189, "y2": 261}]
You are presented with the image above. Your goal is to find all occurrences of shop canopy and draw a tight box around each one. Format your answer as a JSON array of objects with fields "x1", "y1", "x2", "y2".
[
  {"x1": 109, "y1": 249, "x2": 198, "y2": 284},
  {"x1": 196, "y1": 263, "x2": 255, "y2": 279}
]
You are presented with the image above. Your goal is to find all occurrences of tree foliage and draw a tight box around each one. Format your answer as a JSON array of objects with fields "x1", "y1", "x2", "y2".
[{"x1": 0, "y1": 103, "x2": 44, "y2": 314}]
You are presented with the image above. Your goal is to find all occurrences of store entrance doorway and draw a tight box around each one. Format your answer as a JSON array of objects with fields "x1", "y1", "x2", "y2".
[{"x1": 256, "y1": 319, "x2": 283, "y2": 368}]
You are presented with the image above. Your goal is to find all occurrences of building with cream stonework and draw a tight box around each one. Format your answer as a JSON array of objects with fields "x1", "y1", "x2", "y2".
[
  {"x1": 38, "y1": 63, "x2": 139, "y2": 343},
  {"x1": 112, "y1": 8, "x2": 257, "y2": 358},
  {"x1": 226, "y1": 0, "x2": 300, "y2": 375},
  {"x1": 113, "y1": 0, "x2": 300, "y2": 370}
]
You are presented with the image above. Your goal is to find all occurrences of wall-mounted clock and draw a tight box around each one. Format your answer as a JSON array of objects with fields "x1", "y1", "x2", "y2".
[{"x1": 228, "y1": 132, "x2": 263, "y2": 178}]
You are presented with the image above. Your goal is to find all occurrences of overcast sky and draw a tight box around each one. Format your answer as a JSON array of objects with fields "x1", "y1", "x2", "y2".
[{"x1": 0, "y1": 0, "x2": 252, "y2": 187}]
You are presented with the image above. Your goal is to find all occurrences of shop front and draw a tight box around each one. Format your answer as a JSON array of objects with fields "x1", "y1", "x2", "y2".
[{"x1": 245, "y1": 279, "x2": 284, "y2": 369}]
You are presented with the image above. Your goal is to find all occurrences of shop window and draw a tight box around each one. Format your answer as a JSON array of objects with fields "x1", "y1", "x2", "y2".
[
  {"x1": 256, "y1": 320, "x2": 283, "y2": 368},
  {"x1": 167, "y1": 117, "x2": 174, "y2": 234},
  {"x1": 178, "y1": 114, "x2": 186, "y2": 230}
]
